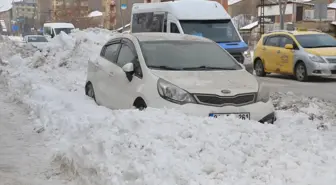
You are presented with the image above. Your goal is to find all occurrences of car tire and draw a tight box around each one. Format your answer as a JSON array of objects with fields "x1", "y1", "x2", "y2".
[
  {"x1": 254, "y1": 59, "x2": 266, "y2": 77},
  {"x1": 85, "y1": 83, "x2": 97, "y2": 102},
  {"x1": 134, "y1": 98, "x2": 147, "y2": 111},
  {"x1": 295, "y1": 62, "x2": 308, "y2": 82}
]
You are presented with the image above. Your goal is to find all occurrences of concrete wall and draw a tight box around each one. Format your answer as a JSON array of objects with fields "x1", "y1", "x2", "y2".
[{"x1": 229, "y1": 0, "x2": 259, "y2": 17}]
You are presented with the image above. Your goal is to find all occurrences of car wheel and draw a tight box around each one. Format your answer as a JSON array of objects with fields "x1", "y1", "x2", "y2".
[
  {"x1": 254, "y1": 59, "x2": 266, "y2": 77},
  {"x1": 85, "y1": 83, "x2": 97, "y2": 102},
  {"x1": 295, "y1": 62, "x2": 308, "y2": 82},
  {"x1": 134, "y1": 98, "x2": 147, "y2": 111}
]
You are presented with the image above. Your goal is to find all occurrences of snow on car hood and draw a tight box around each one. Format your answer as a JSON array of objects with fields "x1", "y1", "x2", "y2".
[{"x1": 151, "y1": 69, "x2": 258, "y2": 95}]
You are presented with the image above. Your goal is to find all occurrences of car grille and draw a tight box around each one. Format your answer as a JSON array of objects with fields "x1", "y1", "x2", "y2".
[
  {"x1": 193, "y1": 93, "x2": 256, "y2": 107},
  {"x1": 326, "y1": 58, "x2": 336, "y2": 63},
  {"x1": 331, "y1": 70, "x2": 336, "y2": 74},
  {"x1": 230, "y1": 52, "x2": 244, "y2": 63}
]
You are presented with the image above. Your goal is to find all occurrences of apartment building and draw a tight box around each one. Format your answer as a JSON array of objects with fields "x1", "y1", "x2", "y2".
[
  {"x1": 52, "y1": 0, "x2": 89, "y2": 21},
  {"x1": 12, "y1": 0, "x2": 37, "y2": 22}
]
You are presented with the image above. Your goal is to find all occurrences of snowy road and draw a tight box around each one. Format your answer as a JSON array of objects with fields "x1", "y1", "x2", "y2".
[
  {"x1": 0, "y1": 83, "x2": 68, "y2": 185},
  {"x1": 258, "y1": 74, "x2": 336, "y2": 103}
]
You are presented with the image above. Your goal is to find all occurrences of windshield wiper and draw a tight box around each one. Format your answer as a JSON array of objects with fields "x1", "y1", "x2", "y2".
[
  {"x1": 183, "y1": 66, "x2": 237, "y2": 70},
  {"x1": 148, "y1": 65, "x2": 182, "y2": 70}
]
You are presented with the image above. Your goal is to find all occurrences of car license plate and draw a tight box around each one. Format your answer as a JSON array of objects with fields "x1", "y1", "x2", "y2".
[{"x1": 209, "y1": 113, "x2": 250, "y2": 120}]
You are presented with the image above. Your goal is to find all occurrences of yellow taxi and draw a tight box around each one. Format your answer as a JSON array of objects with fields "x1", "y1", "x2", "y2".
[{"x1": 253, "y1": 30, "x2": 336, "y2": 81}]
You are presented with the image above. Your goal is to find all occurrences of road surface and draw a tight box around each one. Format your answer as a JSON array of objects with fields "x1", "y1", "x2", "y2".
[{"x1": 258, "y1": 74, "x2": 336, "y2": 103}]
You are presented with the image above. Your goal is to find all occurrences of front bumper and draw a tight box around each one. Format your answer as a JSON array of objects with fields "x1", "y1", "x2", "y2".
[
  {"x1": 307, "y1": 60, "x2": 336, "y2": 77},
  {"x1": 149, "y1": 98, "x2": 275, "y2": 123}
]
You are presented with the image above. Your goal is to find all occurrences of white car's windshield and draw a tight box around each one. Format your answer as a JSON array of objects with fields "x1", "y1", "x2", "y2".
[
  {"x1": 54, "y1": 28, "x2": 73, "y2": 35},
  {"x1": 140, "y1": 40, "x2": 242, "y2": 70},
  {"x1": 295, "y1": 34, "x2": 336, "y2": 48},
  {"x1": 180, "y1": 20, "x2": 241, "y2": 43},
  {"x1": 28, "y1": 36, "x2": 48, "y2": 42}
]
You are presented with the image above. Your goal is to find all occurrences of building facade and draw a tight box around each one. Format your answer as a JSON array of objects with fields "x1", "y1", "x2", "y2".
[
  {"x1": 12, "y1": 0, "x2": 37, "y2": 21},
  {"x1": 37, "y1": 0, "x2": 52, "y2": 26},
  {"x1": 0, "y1": 10, "x2": 12, "y2": 34},
  {"x1": 52, "y1": 0, "x2": 89, "y2": 21}
]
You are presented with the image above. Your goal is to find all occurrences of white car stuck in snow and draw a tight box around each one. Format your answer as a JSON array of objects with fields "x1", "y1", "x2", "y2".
[
  {"x1": 85, "y1": 33, "x2": 276, "y2": 123},
  {"x1": 23, "y1": 35, "x2": 48, "y2": 49}
]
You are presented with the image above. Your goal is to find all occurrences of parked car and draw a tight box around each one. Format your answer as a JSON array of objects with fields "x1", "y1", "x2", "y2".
[
  {"x1": 23, "y1": 35, "x2": 48, "y2": 47},
  {"x1": 253, "y1": 30, "x2": 336, "y2": 81},
  {"x1": 85, "y1": 32, "x2": 276, "y2": 123}
]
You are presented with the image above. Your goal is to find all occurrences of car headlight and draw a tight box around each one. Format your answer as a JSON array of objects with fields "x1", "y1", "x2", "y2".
[
  {"x1": 256, "y1": 83, "x2": 270, "y2": 103},
  {"x1": 308, "y1": 54, "x2": 325, "y2": 63},
  {"x1": 243, "y1": 51, "x2": 250, "y2": 58},
  {"x1": 157, "y1": 78, "x2": 196, "y2": 105}
]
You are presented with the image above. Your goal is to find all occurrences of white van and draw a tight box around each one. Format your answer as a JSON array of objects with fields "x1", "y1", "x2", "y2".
[
  {"x1": 43, "y1": 22, "x2": 75, "y2": 38},
  {"x1": 130, "y1": 0, "x2": 248, "y2": 65}
]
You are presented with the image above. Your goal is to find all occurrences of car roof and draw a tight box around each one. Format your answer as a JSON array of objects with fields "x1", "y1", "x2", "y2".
[
  {"x1": 108, "y1": 32, "x2": 213, "y2": 43},
  {"x1": 125, "y1": 32, "x2": 213, "y2": 42},
  {"x1": 265, "y1": 30, "x2": 324, "y2": 36},
  {"x1": 43, "y1": 22, "x2": 75, "y2": 28}
]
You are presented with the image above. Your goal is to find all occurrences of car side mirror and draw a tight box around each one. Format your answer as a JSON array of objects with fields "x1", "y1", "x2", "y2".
[
  {"x1": 285, "y1": 44, "x2": 294, "y2": 50},
  {"x1": 122, "y1": 63, "x2": 134, "y2": 81}
]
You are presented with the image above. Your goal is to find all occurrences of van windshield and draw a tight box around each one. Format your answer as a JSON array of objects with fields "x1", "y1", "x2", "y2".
[
  {"x1": 180, "y1": 20, "x2": 241, "y2": 43},
  {"x1": 54, "y1": 28, "x2": 73, "y2": 35}
]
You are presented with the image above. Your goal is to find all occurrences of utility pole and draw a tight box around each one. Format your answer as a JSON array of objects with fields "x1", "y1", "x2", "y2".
[
  {"x1": 278, "y1": 0, "x2": 288, "y2": 30},
  {"x1": 259, "y1": 0, "x2": 265, "y2": 36}
]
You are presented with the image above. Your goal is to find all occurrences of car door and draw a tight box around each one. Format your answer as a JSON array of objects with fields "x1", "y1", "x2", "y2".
[
  {"x1": 96, "y1": 40, "x2": 121, "y2": 109},
  {"x1": 263, "y1": 35, "x2": 281, "y2": 72},
  {"x1": 278, "y1": 35, "x2": 296, "y2": 74},
  {"x1": 111, "y1": 38, "x2": 144, "y2": 109}
]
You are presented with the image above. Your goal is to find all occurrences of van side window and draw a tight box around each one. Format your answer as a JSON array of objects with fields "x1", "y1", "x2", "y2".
[
  {"x1": 44, "y1": 27, "x2": 51, "y2": 35},
  {"x1": 170, "y1": 23, "x2": 180, "y2": 33},
  {"x1": 132, "y1": 12, "x2": 165, "y2": 33}
]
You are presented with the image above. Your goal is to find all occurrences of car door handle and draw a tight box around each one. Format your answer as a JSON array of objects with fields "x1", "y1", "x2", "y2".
[
  {"x1": 108, "y1": 72, "x2": 114, "y2": 76},
  {"x1": 262, "y1": 47, "x2": 266, "y2": 50},
  {"x1": 277, "y1": 50, "x2": 280, "y2": 54}
]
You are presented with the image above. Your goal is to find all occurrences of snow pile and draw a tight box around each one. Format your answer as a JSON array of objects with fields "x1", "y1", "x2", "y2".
[{"x1": 1, "y1": 28, "x2": 336, "y2": 185}]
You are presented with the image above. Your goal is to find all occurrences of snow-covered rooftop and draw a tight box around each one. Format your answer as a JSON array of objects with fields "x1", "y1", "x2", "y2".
[
  {"x1": 228, "y1": 0, "x2": 242, "y2": 6},
  {"x1": 240, "y1": 21, "x2": 258, "y2": 30},
  {"x1": 88, "y1": 10, "x2": 103, "y2": 17}
]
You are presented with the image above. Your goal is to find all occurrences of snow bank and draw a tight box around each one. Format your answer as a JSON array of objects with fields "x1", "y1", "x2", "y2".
[{"x1": 1, "y1": 28, "x2": 336, "y2": 185}]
